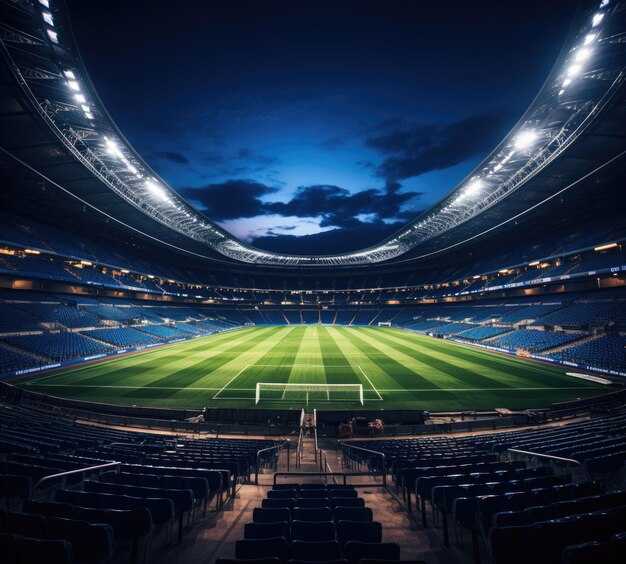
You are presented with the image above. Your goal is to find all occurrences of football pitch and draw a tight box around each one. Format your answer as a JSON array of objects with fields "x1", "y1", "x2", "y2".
[{"x1": 15, "y1": 326, "x2": 609, "y2": 411}]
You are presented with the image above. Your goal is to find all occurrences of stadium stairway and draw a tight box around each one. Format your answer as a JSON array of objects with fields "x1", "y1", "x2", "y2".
[{"x1": 541, "y1": 333, "x2": 603, "y2": 355}]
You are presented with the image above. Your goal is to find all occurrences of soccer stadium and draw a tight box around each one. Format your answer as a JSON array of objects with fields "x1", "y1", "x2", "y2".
[{"x1": 0, "y1": 0, "x2": 625, "y2": 563}]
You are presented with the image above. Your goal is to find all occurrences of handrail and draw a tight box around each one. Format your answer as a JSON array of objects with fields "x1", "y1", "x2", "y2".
[
  {"x1": 33, "y1": 461, "x2": 121, "y2": 493},
  {"x1": 508, "y1": 448, "x2": 592, "y2": 482},
  {"x1": 343, "y1": 443, "x2": 387, "y2": 486},
  {"x1": 255, "y1": 442, "x2": 286, "y2": 485}
]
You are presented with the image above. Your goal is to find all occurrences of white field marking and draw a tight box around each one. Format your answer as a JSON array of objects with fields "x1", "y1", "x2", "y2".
[
  {"x1": 357, "y1": 366, "x2": 383, "y2": 400},
  {"x1": 24, "y1": 383, "x2": 598, "y2": 394},
  {"x1": 25, "y1": 383, "x2": 257, "y2": 391},
  {"x1": 212, "y1": 365, "x2": 250, "y2": 399},
  {"x1": 374, "y1": 386, "x2": 600, "y2": 392}
]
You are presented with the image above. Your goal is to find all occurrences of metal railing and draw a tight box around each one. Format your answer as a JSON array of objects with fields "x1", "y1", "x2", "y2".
[
  {"x1": 313, "y1": 409, "x2": 318, "y2": 463},
  {"x1": 508, "y1": 448, "x2": 592, "y2": 482},
  {"x1": 342, "y1": 443, "x2": 387, "y2": 486},
  {"x1": 33, "y1": 462, "x2": 121, "y2": 494},
  {"x1": 295, "y1": 409, "x2": 306, "y2": 469},
  {"x1": 255, "y1": 442, "x2": 287, "y2": 485}
]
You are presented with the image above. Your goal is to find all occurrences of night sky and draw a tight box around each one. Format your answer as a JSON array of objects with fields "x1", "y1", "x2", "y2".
[{"x1": 66, "y1": 0, "x2": 575, "y2": 254}]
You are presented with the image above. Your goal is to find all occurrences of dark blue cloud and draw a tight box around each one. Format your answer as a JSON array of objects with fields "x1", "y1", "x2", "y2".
[
  {"x1": 366, "y1": 110, "x2": 515, "y2": 181},
  {"x1": 154, "y1": 151, "x2": 189, "y2": 165}
]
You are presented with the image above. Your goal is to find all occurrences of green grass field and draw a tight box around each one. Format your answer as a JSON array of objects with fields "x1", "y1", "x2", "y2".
[{"x1": 14, "y1": 326, "x2": 610, "y2": 411}]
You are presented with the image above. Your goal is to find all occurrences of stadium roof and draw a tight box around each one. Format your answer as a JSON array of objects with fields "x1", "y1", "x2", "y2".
[{"x1": 1, "y1": 0, "x2": 625, "y2": 267}]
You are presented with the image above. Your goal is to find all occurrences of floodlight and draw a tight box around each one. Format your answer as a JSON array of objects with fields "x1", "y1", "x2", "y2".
[
  {"x1": 145, "y1": 179, "x2": 169, "y2": 201},
  {"x1": 63, "y1": 70, "x2": 75, "y2": 80},
  {"x1": 74, "y1": 93, "x2": 86, "y2": 103},
  {"x1": 558, "y1": 89, "x2": 565, "y2": 96},
  {"x1": 67, "y1": 80, "x2": 80, "y2": 91},
  {"x1": 39, "y1": 1, "x2": 50, "y2": 8},
  {"x1": 126, "y1": 164, "x2": 138, "y2": 174},
  {"x1": 46, "y1": 29, "x2": 58, "y2": 43},
  {"x1": 562, "y1": 78, "x2": 571, "y2": 87},
  {"x1": 85, "y1": 112, "x2": 94, "y2": 120},
  {"x1": 567, "y1": 64, "x2": 582, "y2": 77},
  {"x1": 105, "y1": 138, "x2": 124, "y2": 159},
  {"x1": 574, "y1": 48, "x2": 592, "y2": 62},
  {"x1": 592, "y1": 13, "x2": 604, "y2": 27},
  {"x1": 514, "y1": 129, "x2": 538, "y2": 150},
  {"x1": 584, "y1": 33, "x2": 597, "y2": 45},
  {"x1": 42, "y1": 12, "x2": 54, "y2": 26},
  {"x1": 465, "y1": 179, "x2": 483, "y2": 196}
]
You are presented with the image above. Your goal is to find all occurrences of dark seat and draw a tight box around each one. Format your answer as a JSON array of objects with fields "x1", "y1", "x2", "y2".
[
  {"x1": 216, "y1": 558, "x2": 281, "y2": 564},
  {"x1": 288, "y1": 539, "x2": 342, "y2": 562},
  {"x1": 330, "y1": 498, "x2": 365, "y2": 510},
  {"x1": 17, "y1": 537, "x2": 74, "y2": 564},
  {"x1": 236, "y1": 537, "x2": 289, "y2": 564},
  {"x1": 0, "y1": 532, "x2": 18, "y2": 564},
  {"x1": 342, "y1": 541, "x2": 400, "y2": 564},
  {"x1": 329, "y1": 490, "x2": 358, "y2": 499},
  {"x1": 253, "y1": 507, "x2": 292, "y2": 524},
  {"x1": 3, "y1": 511, "x2": 47, "y2": 538},
  {"x1": 298, "y1": 490, "x2": 330, "y2": 499},
  {"x1": 292, "y1": 508, "x2": 333, "y2": 522},
  {"x1": 48, "y1": 516, "x2": 114, "y2": 564},
  {"x1": 333, "y1": 507, "x2": 373, "y2": 523},
  {"x1": 245, "y1": 521, "x2": 290, "y2": 541},
  {"x1": 562, "y1": 540, "x2": 614, "y2": 564},
  {"x1": 268, "y1": 490, "x2": 298, "y2": 500},
  {"x1": 295, "y1": 499, "x2": 331, "y2": 509},
  {"x1": 336, "y1": 521, "x2": 382, "y2": 547},
  {"x1": 262, "y1": 499, "x2": 297, "y2": 510},
  {"x1": 291, "y1": 520, "x2": 335, "y2": 541}
]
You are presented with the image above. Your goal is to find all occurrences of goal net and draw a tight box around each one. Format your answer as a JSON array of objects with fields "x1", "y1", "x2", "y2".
[{"x1": 255, "y1": 382, "x2": 364, "y2": 405}]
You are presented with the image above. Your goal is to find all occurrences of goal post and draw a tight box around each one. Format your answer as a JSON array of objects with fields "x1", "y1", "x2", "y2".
[{"x1": 255, "y1": 382, "x2": 364, "y2": 405}]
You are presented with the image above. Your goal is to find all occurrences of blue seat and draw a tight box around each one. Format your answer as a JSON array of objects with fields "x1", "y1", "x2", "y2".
[
  {"x1": 244, "y1": 521, "x2": 290, "y2": 541},
  {"x1": 342, "y1": 541, "x2": 400, "y2": 564},
  {"x1": 291, "y1": 520, "x2": 335, "y2": 541},
  {"x1": 288, "y1": 539, "x2": 341, "y2": 562},
  {"x1": 48, "y1": 516, "x2": 114, "y2": 564}
]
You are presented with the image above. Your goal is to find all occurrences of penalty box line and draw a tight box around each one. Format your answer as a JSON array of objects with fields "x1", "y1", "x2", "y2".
[
  {"x1": 357, "y1": 366, "x2": 383, "y2": 400},
  {"x1": 212, "y1": 365, "x2": 250, "y2": 399}
]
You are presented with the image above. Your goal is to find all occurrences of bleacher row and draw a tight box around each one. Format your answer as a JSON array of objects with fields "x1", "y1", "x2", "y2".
[
  {"x1": 345, "y1": 411, "x2": 626, "y2": 563},
  {"x1": 1, "y1": 209, "x2": 625, "y2": 298},
  {"x1": 0, "y1": 403, "x2": 280, "y2": 564},
  {"x1": 1, "y1": 286, "x2": 624, "y2": 375}
]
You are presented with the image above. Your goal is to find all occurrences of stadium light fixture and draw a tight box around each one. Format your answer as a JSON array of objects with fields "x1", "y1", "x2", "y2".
[
  {"x1": 39, "y1": 1, "x2": 50, "y2": 8},
  {"x1": 514, "y1": 129, "x2": 538, "y2": 150},
  {"x1": 465, "y1": 179, "x2": 483, "y2": 196},
  {"x1": 67, "y1": 80, "x2": 80, "y2": 91},
  {"x1": 145, "y1": 179, "x2": 170, "y2": 201},
  {"x1": 584, "y1": 33, "x2": 597, "y2": 45},
  {"x1": 104, "y1": 138, "x2": 124, "y2": 159},
  {"x1": 85, "y1": 112, "x2": 94, "y2": 120},
  {"x1": 567, "y1": 64, "x2": 582, "y2": 77},
  {"x1": 74, "y1": 93, "x2": 86, "y2": 104},
  {"x1": 46, "y1": 29, "x2": 58, "y2": 43},
  {"x1": 63, "y1": 70, "x2": 75, "y2": 80},
  {"x1": 594, "y1": 242, "x2": 618, "y2": 251},
  {"x1": 528, "y1": 260, "x2": 540, "y2": 266},
  {"x1": 592, "y1": 13, "x2": 604, "y2": 27},
  {"x1": 42, "y1": 12, "x2": 54, "y2": 26},
  {"x1": 574, "y1": 48, "x2": 592, "y2": 63}
]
